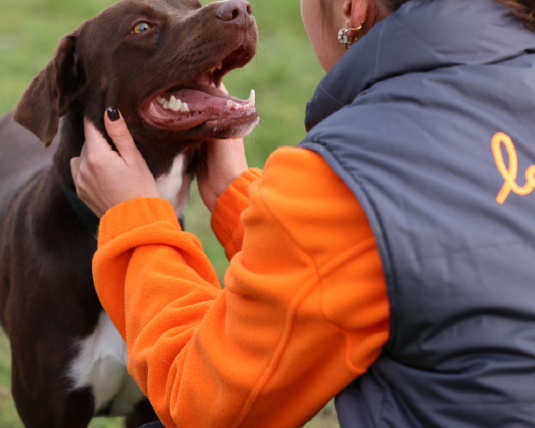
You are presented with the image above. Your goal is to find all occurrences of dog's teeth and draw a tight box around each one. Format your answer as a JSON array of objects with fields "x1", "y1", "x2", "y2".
[
  {"x1": 168, "y1": 95, "x2": 183, "y2": 112},
  {"x1": 248, "y1": 89, "x2": 255, "y2": 106},
  {"x1": 168, "y1": 96, "x2": 177, "y2": 111},
  {"x1": 209, "y1": 62, "x2": 223, "y2": 73},
  {"x1": 157, "y1": 95, "x2": 187, "y2": 112},
  {"x1": 226, "y1": 100, "x2": 257, "y2": 111}
]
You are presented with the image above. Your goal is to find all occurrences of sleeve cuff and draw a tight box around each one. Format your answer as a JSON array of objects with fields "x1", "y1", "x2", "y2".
[
  {"x1": 98, "y1": 197, "x2": 181, "y2": 247},
  {"x1": 211, "y1": 168, "x2": 262, "y2": 257}
]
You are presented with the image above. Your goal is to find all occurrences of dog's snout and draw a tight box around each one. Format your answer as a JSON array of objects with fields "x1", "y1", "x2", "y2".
[{"x1": 217, "y1": 0, "x2": 253, "y2": 23}]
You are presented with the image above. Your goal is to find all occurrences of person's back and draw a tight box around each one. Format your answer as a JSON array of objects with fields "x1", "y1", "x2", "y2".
[{"x1": 302, "y1": 1, "x2": 535, "y2": 425}]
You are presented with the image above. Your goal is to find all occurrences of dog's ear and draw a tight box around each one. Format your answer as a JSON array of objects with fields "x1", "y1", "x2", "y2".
[{"x1": 13, "y1": 33, "x2": 83, "y2": 147}]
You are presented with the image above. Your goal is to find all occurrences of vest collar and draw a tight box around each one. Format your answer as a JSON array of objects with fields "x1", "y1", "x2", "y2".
[{"x1": 305, "y1": 0, "x2": 535, "y2": 131}]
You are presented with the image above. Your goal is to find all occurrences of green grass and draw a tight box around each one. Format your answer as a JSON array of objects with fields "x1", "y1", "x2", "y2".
[{"x1": 0, "y1": 0, "x2": 337, "y2": 426}]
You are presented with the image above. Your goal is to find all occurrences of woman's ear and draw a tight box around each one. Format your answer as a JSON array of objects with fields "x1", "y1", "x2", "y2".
[
  {"x1": 338, "y1": 0, "x2": 368, "y2": 49},
  {"x1": 342, "y1": 0, "x2": 368, "y2": 29}
]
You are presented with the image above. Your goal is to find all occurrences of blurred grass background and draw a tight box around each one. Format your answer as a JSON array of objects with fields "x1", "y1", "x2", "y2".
[{"x1": 0, "y1": 0, "x2": 338, "y2": 426}]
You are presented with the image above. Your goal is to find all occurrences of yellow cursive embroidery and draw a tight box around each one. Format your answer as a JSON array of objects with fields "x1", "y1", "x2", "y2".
[{"x1": 492, "y1": 132, "x2": 535, "y2": 204}]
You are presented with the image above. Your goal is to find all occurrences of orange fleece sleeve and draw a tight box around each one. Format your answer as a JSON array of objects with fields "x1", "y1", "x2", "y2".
[
  {"x1": 93, "y1": 147, "x2": 389, "y2": 428},
  {"x1": 211, "y1": 167, "x2": 262, "y2": 260}
]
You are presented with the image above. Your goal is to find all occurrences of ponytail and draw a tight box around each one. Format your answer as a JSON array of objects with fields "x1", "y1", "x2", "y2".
[
  {"x1": 387, "y1": 0, "x2": 535, "y2": 32},
  {"x1": 498, "y1": 0, "x2": 535, "y2": 32}
]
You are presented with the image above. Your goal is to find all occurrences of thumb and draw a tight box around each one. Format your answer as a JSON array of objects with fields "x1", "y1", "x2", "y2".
[
  {"x1": 70, "y1": 156, "x2": 80, "y2": 182},
  {"x1": 104, "y1": 106, "x2": 139, "y2": 163}
]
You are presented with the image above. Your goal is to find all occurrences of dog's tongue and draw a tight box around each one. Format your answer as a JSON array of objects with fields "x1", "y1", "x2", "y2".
[{"x1": 175, "y1": 88, "x2": 228, "y2": 111}]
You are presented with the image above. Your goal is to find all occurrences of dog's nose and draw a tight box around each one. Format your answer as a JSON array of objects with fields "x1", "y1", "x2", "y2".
[{"x1": 217, "y1": 0, "x2": 253, "y2": 23}]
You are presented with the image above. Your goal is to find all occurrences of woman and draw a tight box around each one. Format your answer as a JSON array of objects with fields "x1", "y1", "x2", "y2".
[{"x1": 71, "y1": 0, "x2": 535, "y2": 426}]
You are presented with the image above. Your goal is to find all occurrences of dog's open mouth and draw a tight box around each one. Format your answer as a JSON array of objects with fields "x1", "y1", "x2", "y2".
[{"x1": 142, "y1": 46, "x2": 257, "y2": 133}]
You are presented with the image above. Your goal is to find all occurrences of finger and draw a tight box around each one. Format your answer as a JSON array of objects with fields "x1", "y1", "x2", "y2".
[
  {"x1": 103, "y1": 106, "x2": 139, "y2": 163},
  {"x1": 70, "y1": 157, "x2": 80, "y2": 183},
  {"x1": 79, "y1": 141, "x2": 88, "y2": 162},
  {"x1": 83, "y1": 118, "x2": 115, "y2": 158}
]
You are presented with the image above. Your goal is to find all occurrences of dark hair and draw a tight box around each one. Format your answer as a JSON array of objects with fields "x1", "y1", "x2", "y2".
[{"x1": 387, "y1": 0, "x2": 535, "y2": 32}]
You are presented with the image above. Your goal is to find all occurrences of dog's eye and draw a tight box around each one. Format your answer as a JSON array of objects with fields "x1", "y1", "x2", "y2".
[{"x1": 132, "y1": 22, "x2": 153, "y2": 34}]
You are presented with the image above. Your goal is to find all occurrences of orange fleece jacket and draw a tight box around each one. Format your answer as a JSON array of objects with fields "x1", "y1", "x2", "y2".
[{"x1": 93, "y1": 147, "x2": 390, "y2": 428}]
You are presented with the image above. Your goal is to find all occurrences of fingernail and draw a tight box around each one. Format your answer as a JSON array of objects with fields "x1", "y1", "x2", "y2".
[{"x1": 107, "y1": 106, "x2": 120, "y2": 121}]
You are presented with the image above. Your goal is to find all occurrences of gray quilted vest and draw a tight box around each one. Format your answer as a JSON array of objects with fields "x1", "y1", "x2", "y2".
[{"x1": 300, "y1": 0, "x2": 535, "y2": 426}]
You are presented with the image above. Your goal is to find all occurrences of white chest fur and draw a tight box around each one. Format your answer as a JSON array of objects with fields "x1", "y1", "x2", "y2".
[
  {"x1": 69, "y1": 312, "x2": 145, "y2": 415},
  {"x1": 156, "y1": 153, "x2": 192, "y2": 218}
]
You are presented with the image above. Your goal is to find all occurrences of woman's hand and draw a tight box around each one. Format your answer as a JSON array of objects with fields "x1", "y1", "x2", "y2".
[
  {"x1": 70, "y1": 107, "x2": 160, "y2": 218},
  {"x1": 194, "y1": 83, "x2": 249, "y2": 211},
  {"x1": 196, "y1": 138, "x2": 249, "y2": 212}
]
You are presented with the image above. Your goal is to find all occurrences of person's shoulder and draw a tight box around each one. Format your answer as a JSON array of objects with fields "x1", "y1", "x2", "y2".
[
  {"x1": 261, "y1": 146, "x2": 356, "y2": 213},
  {"x1": 265, "y1": 146, "x2": 335, "y2": 181}
]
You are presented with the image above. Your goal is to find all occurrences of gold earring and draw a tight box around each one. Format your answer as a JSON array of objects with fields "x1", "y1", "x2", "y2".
[{"x1": 338, "y1": 24, "x2": 363, "y2": 49}]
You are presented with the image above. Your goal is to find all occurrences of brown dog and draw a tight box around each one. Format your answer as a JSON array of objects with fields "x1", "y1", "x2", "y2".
[{"x1": 0, "y1": 0, "x2": 258, "y2": 426}]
